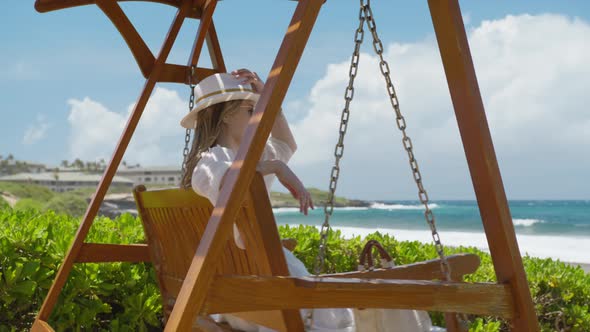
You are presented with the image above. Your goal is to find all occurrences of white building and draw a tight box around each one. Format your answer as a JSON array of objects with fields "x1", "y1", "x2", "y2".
[
  {"x1": 116, "y1": 166, "x2": 182, "y2": 187},
  {"x1": 0, "y1": 172, "x2": 134, "y2": 193}
]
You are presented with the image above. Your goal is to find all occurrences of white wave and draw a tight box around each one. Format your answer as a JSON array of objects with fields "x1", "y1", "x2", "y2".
[
  {"x1": 334, "y1": 207, "x2": 369, "y2": 211},
  {"x1": 273, "y1": 207, "x2": 300, "y2": 214},
  {"x1": 273, "y1": 206, "x2": 369, "y2": 214},
  {"x1": 513, "y1": 218, "x2": 544, "y2": 227},
  {"x1": 370, "y1": 202, "x2": 439, "y2": 210},
  {"x1": 287, "y1": 224, "x2": 590, "y2": 264}
]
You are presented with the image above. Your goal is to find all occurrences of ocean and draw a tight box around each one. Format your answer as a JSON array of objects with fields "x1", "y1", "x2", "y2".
[{"x1": 273, "y1": 200, "x2": 590, "y2": 264}]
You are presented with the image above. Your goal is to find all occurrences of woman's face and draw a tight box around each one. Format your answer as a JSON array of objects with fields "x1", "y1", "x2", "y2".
[{"x1": 224, "y1": 99, "x2": 255, "y2": 144}]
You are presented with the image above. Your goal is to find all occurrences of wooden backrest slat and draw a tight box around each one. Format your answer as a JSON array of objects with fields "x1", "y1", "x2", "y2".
[
  {"x1": 133, "y1": 176, "x2": 302, "y2": 330},
  {"x1": 133, "y1": 184, "x2": 263, "y2": 299}
]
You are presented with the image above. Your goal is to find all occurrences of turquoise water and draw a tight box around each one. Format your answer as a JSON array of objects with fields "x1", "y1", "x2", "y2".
[
  {"x1": 274, "y1": 200, "x2": 590, "y2": 237},
  {"x1": 273, "y1": 200, "x2": 590, "y2": 263}
]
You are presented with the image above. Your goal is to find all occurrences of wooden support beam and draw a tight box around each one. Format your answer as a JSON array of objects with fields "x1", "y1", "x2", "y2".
[
  {"x1": 205, "y1": 21, "x2": 226, "y2": 72},
  {"x1": 187, "y1": 0, "x2": 217, "y2": 68},
  {"x1": 164, "y1": 1, "x2": 324, "y2": 330},
  {"x1": 76, "y1": 243, "x2": 151, "y2": 263},
  {"x1": 206, "y1": 276, "x2": 515, "y2": 318},
  {"x1": 247, "y1": 174, "x2": 305, "y2": 330},
  {"x1": 96, "y1": 0, "x2": 155, "y2": 79},
  {"x1": 34, "y1": 1, "x2": 191, "y2": 324},
  {"x1": 35, "y1": 0, "x2": 203, "y2": 18},
  {"x1": 31, "y1": 320, "x2": 54, "y2": 332},
  {"x1": 427, "y1": 1, "x2": 539, "y2": 331}
]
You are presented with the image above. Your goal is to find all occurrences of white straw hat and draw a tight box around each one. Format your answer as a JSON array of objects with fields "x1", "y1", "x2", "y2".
[{"x1": 180, "y1": 73, "x2": 260, "y2": 129}]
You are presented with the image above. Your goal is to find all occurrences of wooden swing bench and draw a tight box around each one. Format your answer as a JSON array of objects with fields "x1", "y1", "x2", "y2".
[
  {"x1": 31, "y1": 0, "x2": 540, "y2": 331},
  {"x1": 132, "y1": 173, "x2": 509, "y2": 331}
]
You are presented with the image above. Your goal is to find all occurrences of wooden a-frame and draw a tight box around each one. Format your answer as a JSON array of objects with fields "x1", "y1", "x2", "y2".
[{"x1": 31, "y1": 0, "x2": 540, "y2": 331}]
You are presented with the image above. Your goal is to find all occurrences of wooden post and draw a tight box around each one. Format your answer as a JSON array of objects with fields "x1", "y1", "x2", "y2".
[
  {"x1": 164, "y1": 0, "x2": 324, "y2": 330},
  {"x1": 427, "y1": 0, "x2": 540, "y2": 330},
  {"x1": 33, "y1": 0, "x2": 192, "y2": 324}
]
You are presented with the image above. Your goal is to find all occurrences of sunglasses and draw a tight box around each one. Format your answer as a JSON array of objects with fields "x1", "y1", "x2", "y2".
[{"x1": 240, "y1": 105, "x2": 255, "y2": 116}]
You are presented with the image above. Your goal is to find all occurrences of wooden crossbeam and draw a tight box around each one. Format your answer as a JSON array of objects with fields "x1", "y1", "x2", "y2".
[
  {"x1": 206, "y1": 276, "x2": 515, "y2": 318},
  {"x1": 159, "y1": 64, "x2": 217, "y2": 83}
]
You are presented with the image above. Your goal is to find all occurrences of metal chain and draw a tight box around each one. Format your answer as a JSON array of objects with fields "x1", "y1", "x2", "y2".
[
  {"x1": 362, "y1": 3, "x2": 452, "y2": 281},
  {"x1": 312, "y1": 3, "x2": 366, "y2": 276},
  {"x1": 180, "y1": 65, "x2": 196, "y2": 187}
]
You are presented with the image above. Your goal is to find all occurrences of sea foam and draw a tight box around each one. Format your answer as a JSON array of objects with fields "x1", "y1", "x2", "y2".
[
  {"x1": 513, "y1": 218, "x2": 544, "y2": 227},
  {"x1": 370, "y1": 202, "x2": 439, "y2": 210},
  {"x1": 292, "y1": 224, "x2": 590, "y2": 264}
]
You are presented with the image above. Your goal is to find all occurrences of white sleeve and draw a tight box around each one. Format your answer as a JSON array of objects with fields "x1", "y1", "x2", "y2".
[
  {"x1": 260, "y1": 137, "x2": 295, "y2": 192},
  {"x1": 191, "y1": 148, "x2": 233, "y2": 205},
  {"x1": 263, "y1": 136, "x2": 295, "y2": 164}
]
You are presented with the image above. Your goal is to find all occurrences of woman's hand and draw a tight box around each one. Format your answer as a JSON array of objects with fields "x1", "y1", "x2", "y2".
[
  {"x1": 256, "y1": 160, "x2": 314, "y2": 215},
  {"x1": 231, "y1": 68, "x2": 264, "y2": 93}
]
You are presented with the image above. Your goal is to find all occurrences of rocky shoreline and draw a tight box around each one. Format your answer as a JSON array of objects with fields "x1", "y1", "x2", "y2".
[{"x1": 95, "y1": 191, "x2": 371, "y2": 218}]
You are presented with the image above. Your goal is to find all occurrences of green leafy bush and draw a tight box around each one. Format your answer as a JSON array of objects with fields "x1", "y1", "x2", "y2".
[
  {"x1": 13, "y1": 198, "x2": 43, "y2": 212},
  {"x1": 1, "y1": 210, "x2": 589, "y2": 331},
  {"x1": 0, "y1": 196, "x2": 8, "y2": 210},
  {"x1": 0, "y1": 208, "x2": 160, "y2": 331},
  {"x1": 42, "y1": 192, "x2": 88, "y2": 217}
]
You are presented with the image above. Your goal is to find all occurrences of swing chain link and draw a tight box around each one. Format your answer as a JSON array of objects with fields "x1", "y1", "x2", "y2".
[
  {"x1": 362, "y1": 3, "x2": 453, "y2": 282},
  {"x1": 313, "y1": 3, "x2": 366, "y2": 277},
  {"x1": 181, "y1": 65, "x2": 197, "y2": 186}
]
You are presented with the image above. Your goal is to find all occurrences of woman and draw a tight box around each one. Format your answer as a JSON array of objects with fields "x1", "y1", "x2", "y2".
[{"x1": 180, "y1": 69, "x2": 354, "y2": 331}]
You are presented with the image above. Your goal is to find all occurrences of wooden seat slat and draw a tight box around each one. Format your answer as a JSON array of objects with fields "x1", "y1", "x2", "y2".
[{"x1": 207, "y1": 276, "x2": 514, "y2": 318}]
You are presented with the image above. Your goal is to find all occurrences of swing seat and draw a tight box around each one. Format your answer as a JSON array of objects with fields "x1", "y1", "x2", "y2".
[{"x1": 132, "y1": 174, "x2": 511, "y2": 332}]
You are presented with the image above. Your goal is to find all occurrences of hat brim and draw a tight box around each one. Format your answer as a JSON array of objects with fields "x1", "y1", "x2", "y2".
[{"x1": 180, "y1": 91, "x2": 260, "y2": 129}]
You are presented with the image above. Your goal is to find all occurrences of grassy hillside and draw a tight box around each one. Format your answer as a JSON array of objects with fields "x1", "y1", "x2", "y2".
[
  {"x1": 0, "y1": 183, "x2": 132, "y2": 217},
  {"x1": 270, "y1": 187, "x2": 368, "y2": 208},
  {"x1": 0, "y1": 182, "x2": 54, "y2": 201},
  {"x1": 0, "y1": 182, "x2": 370, "y2": 216}
]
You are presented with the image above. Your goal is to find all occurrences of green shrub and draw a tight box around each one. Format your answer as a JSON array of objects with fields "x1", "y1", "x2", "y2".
[
  {"x1": 0, "y1": 209, "x2": 160, "y2": 331},
  {"x1": 42, "y1": 192, "x2": 88, "y2": 217},
  {"x1": 0, "y1": 196, "x2": 8, "y2": 210},
  {"x1": 13, "y1": 198, "x2": 43, "y2": 212},
  {"x1": 1, "y1": 210, "x2": 589, "y2": 331}
]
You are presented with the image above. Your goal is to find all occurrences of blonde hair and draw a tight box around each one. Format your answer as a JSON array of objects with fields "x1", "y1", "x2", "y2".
[{"x1": 181, "y1": 100, "x2": 244, "y2": 188}]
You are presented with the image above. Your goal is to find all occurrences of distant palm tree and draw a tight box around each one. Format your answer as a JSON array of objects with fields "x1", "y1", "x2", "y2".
[
  {"x1": 74, "y1": 158, "x2": 83, "y2": 170},
  {"x1": 61, "y1": 160, "x2": 69, "y2": 168},
  {"x1": 53, "y1": 169, "x2": 60, "y2": 192}
]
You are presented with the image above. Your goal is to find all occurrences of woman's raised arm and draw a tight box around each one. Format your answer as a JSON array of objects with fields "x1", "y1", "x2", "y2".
[{"x1": 231, "y1": 68, "x2": 298, "y2": 152}]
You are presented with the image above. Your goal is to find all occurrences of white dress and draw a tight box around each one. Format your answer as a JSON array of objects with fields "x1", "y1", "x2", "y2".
[{"x1": 191, "y1": 137, "x2": 355, "y2": 332}]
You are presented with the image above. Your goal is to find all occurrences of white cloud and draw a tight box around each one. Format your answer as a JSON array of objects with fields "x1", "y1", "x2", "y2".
[
  {"x1": 23, "y1": 114, "x2": 51, "y2": 145},
  {"x1": 286, "y1": 14, "x2": 590, "y2": 200},
  {"x1": 64, "y1": 14, "x2": 590, "y2": 200},
  {"x1": 67, "y1": 87, "x2": 188, "y2": 166}
]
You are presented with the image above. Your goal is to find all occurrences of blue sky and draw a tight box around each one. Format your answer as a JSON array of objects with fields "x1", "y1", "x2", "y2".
[{"x1": 2, "y1": 1, "x2": 590, "y2": 200}]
